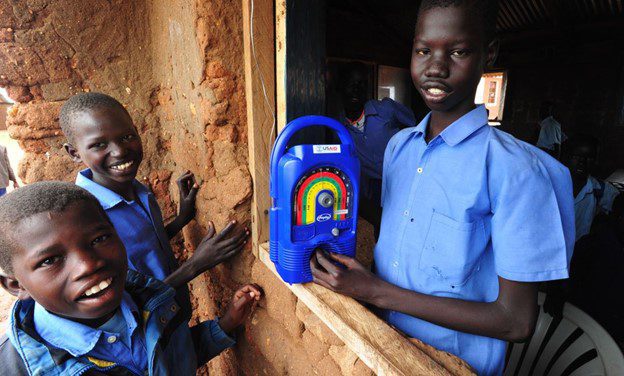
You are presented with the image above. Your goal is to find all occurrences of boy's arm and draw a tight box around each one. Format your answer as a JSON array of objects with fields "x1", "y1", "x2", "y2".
[
  {"x1": 189, "y1": 319, "x2": 236, "y2": 365},
  {"x1": 165, "y1": 171, "x2": 199, "y2": 239},
  {"x1": 311, "y1": 251, "x2": 538, "y2": 343},
  {"x1": 164, "y1": 221, "x2": 248, "y2": 288},
  {"x1": 3, "y1": 148, "x2": 18, "y2": 188}
]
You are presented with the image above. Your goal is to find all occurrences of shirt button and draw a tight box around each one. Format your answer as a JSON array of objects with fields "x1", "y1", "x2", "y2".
[
  {"x1": 170, "y1": 304, "x2": 178, "y2": 312},
  {"x1": 107, "y1": 335, "x2": 117, "y2": 344},
  {"x1": 393, "y1": 261, "x2": 399, "y2": 267},
  {"x1": 160, "y1": 316, "x2": 167, "y2": 324},
  {"x1": 403, "y1": 210, "x2": 409, "y2": 216},
  {"x1": 417, "y1": 167, "x2": 423, "y2": 174}
]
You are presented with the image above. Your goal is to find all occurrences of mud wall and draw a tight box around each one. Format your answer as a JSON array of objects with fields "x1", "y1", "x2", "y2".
[{"x1": 0, "y1": 1, "x2": 373, "y2": 375}]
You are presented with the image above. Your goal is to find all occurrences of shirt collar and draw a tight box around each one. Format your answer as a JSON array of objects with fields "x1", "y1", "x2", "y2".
[
  {"x1": 575, "y1": 176, "x2": 598, "y2": 203},
  {"x1": 408, "y1": 105, "x2": 488, "y2": 146},
  {"x1": 33, "y1": 292, "x2": 139, "y2": 357},
  {"x1": 76, "y1": 168, "x2": 149, "y2": 210}
]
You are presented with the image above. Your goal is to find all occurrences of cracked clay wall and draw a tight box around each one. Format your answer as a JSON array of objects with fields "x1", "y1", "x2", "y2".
[{"x1": 1, "y1": 1, "x2": 373, "y2": 375}]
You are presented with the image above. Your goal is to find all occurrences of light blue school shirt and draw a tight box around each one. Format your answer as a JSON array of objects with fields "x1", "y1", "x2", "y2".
[
  {"x1": 376, "y1": 105, "x2": 571, "y2": 375},
  {"x1": 34, "y1": 292, "x2": 148, "y2": 375},
  {"x1": 76, "y1": 169, "x2": 177, "y2": 281},
  {"x1": 574, "y1": 176, "x2": 620, "y2": 240}
]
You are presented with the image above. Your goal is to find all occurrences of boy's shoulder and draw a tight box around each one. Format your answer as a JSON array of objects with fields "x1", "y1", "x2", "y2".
[
  {"x1": 0, "y1": 334, "x2": 29, "y2": 375},
  {"x1": 76, "y1": 169, "x2": 149, "y2": 210}
]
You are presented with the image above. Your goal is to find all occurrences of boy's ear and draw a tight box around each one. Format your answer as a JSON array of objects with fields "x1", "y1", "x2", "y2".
[
  {"x1": 486, "y1": 39, "x2": 500, "y2": 68},
  {"x1": 63, "y1": 142, "x2": 82, "y2": 163},
  {"x1": 0, "y1": 275, "x2": 31, "y2": 300}
]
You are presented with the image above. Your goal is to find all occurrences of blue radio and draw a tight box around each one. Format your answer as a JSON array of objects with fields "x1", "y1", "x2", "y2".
[{"x1": 269, "y1": 115, "x2": 360, "y2": 284}]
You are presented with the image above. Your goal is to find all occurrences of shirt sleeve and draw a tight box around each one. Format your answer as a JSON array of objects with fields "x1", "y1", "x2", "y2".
[
  {"x1": 598, "y1": 182, "x2": 620, "y2": 214},
  {"x1": 489, "y1": 158, "x2": 569, "y2": 282},
  {"x1": 388, "y1": 99, "x2": 415, "y2": 129},
  {"x1": 190, "y1": 318, "x2": 236, "y2": 365},
  {"x1": 536, "y1": 120, "x2": 561, "y2": 150}
]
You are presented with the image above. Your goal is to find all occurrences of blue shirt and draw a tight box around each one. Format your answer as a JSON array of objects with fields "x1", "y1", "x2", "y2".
[
  {"x1": 76, "y1": 169, "x2": 177, "y2": 281},
  {"x1": 376, "y1": 106, "x2": 572, "y2": 375},
  {"x1": 536, "y1": 116, "x2": 566, "y2": 150},
  {"x1": 34, "y1": 292, "x2": 147, "y2": 375},
  {"x1": 574, "y1": 176, "x2": 620, "y2": 240},
  {"x1": 342, "y1": 98, "x2": 414, "y2": 191}
]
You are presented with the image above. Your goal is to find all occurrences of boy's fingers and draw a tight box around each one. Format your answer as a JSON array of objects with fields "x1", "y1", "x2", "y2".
[
  {"x1": 309, "y1": 253, "x2": 331, "y2": 281},
  {"x1": 187, "y1": 184, "x2": 199, "y2": 201},
  {"x1": 205, "y1": 221, "x2": 216, "y2": 239},
  {"x1": 232, "y1": 291, "x2": 255, "y2": 310},
  {"x1": 328, "y1": 252, "x2": 356, "y2": 268},
  {"x1": 315, "y1": 251, "x2": 341, "y2": 276},
  {"x1": 312, "y1": 275, "x2": 334, "y2": 291},
  {"x1": 214, "y1": 220, "x2": 237, "y2": 241}
]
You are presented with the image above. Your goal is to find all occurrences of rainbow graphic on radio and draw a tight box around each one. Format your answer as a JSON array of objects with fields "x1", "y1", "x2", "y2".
[
  {"x1": 294, "y1": 168, "x2": 351, "y2": 225},
  {"x1": 270, "y1": 116, "x2": 359, "y2": 284}
]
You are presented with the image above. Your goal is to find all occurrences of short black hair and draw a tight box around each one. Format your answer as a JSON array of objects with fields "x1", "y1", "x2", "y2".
[
  {"x1": 417, "y1": 0, "x2": 500, "y2": 44},
  {"x1": 59, "y1": 92, "x2": 129, "y2": 143},
  {"x1": 0, "y1": 182, "x2": 105, "y2": 275},
  {"x1": 338, "y1": 62, "x2": 370, "y2": 88}
]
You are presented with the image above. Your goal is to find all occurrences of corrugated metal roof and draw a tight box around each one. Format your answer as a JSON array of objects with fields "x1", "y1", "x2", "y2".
[{"x1": 497, "y1": 0, "x2": 624, "y2": 32}]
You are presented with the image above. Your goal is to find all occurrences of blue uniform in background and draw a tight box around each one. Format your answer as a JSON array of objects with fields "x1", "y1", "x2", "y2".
[
  {"x1": 340, "y1": 98, "x2": 414, "y2": 237},
  {"x1": 376, "y1": 105, "x2": 573, "y2": 375},
  {"x1": 574, "y1": 176, "x2": 620, "y2": 240}
]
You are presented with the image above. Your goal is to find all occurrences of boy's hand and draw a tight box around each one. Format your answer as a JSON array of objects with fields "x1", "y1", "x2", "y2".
[
  {"x1": 219, "y1": 284, "x2": 263, "y2": 334},
  {"x1": 310, "y1": 251, "x2": 382, "y2": 303},
  {"x1": 176, "y1": 171, "x2": 199, "y2": 225},
  {"x1": 12, "y1": 181, "x2": 19, "y2": 189},
  {"x1": 188, "y1": 220, "x2": 250, "y2": 274}
]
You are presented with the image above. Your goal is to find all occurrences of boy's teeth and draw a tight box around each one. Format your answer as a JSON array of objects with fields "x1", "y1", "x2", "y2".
[
  {"x1": 427, "y1": 88, "x2": 445, "y2": 95},
  {"x1": 111, "y1": 161, "x2": 133, "y2": 171},
  {"x1": 84, "y1": 277, "x2": 113, "y2": 297}
]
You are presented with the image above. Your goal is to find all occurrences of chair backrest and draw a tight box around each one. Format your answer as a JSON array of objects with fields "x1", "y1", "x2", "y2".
[{"x1": 504, "y1": 293, "x2": 624, "y2": 376}]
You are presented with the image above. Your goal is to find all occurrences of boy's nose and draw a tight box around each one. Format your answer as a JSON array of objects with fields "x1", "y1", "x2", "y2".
[
  {"x1": 72, "y1": 250, "x2": 106, "y2": 281},
  {"x1": 109, "y1": 143, "x2": 128, "y2": 158},
  {"x1": 424, "y1": 57, "x2": 449, "y2": 79}
]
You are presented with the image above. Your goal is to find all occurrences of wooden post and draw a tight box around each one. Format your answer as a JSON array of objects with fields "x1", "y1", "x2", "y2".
[{"x1": 243, "y1": 0, "x2": 276, "y2": 256}]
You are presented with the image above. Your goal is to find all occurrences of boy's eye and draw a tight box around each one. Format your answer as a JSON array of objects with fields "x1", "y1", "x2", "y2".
[
  {"x1": 92, "y1": 234, "x2": 111, "y2": 246},
  {"x1": 414, "y1": 49, "x2": 429, "y2": 56},
  {"x1": 121, "y1": 134, "x2": 136, "y2": 142},
  {"x1": 90, "y1": 142, "x2": 107, "y2": 149},
  {"x1": 38, "y1": 255, "x2": 62, "y2": 268},
  {"x1": 451, "y1": 50, "x2": 469, "y2": 57}
]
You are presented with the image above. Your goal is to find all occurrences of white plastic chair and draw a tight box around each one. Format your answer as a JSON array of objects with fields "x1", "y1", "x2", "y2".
[{"x1": 504, "y1": 293, "x2": 624, "y2": 376}]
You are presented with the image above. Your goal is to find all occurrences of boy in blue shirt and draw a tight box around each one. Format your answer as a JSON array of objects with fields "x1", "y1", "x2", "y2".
[
  {"x1": 59, "y1": 92, "x2": 248, "y2": 291},
  {"x1": 310, "y1": 1, "x2": 573, "y2": 374},
  {"x1": 0, "y1": 182, "x2": 261, "y2": 375},
  {"x1": 563, "y1": 134, "x2": 620, "y2": 240}
]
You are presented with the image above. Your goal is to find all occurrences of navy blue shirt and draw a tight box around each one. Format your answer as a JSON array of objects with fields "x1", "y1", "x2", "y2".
[{"x1": 341, "y1": 98, "x2": 414, "y2": 197}]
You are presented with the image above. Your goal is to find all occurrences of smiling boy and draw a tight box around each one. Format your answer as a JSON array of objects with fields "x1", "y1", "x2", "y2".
[
  {"x1": 310, "y1": 1, "x2": 573, "y2": 374},
  {"x1": 0, "y1": 182, "x2": 261, "y2": 375},
  {"x1": 59, "y1": 92, "x2": 248, "y2": 292}
]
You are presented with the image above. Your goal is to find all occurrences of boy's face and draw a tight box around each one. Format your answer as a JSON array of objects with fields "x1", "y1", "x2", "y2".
[
  {"x1": 65, "y1": 106, "x2": 143, "y2": 188},
  {"x1": 6, "y1": 202, "x2": 127, "y2": 327},
  {"x1": 566, "y1": 144, "x2": 597, "y2": 180},
  {"x1": 342, "y1": 70, "x2": 368, "y2": 111},
  {"x1": 411, "y1": 5, "x2": 496, "y2": 116}
]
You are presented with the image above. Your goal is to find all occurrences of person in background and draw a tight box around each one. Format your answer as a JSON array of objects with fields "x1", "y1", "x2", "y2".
[
  {"x1": 0, "y1": 143, "x2": 18, "y2": 196},
  {"x1": 337, "y1": 62, "x2": 415, "y2": 238},
  {"x1": 563, "y1": 134, "x2": 620, "y2": 241},
  {"x1": 567, "y1": 195, "x2": 624, "y2": 347},
  {"x1": 536, "y1": 101, "x2": 566, "y2": 159}
]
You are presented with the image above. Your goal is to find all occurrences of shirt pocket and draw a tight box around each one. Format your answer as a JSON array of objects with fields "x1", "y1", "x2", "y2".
[{"x1": 419, "y1": 210, "x2": 486, "y2": 287}]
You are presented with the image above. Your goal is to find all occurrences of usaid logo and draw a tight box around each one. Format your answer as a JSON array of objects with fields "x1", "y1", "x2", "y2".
[
  {"x1": 313, "y1": 145, "x2": 341, "y2": 154},
  {"x1": 317, "y1": 213, "x2": 331, "y2": 222}
]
